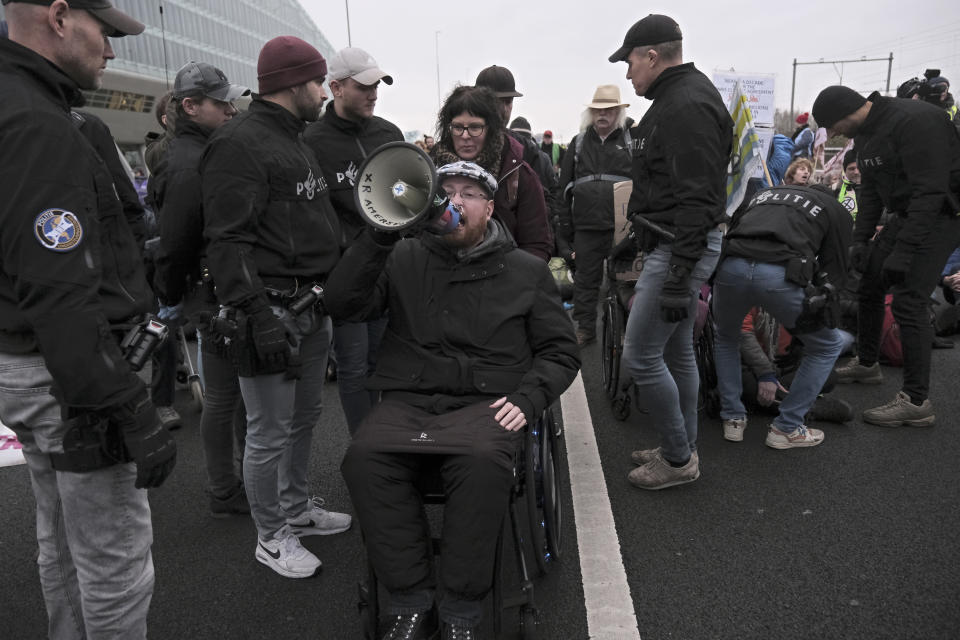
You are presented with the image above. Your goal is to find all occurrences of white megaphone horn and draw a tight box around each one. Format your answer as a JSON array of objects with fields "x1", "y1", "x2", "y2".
[{"x1": 354, "y1": 141, "x2": 446, "y2": 232}]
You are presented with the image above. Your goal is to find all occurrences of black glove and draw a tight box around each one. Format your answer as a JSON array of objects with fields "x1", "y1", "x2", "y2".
[
  {"x1": 659, "y1": 263, "x2": 692, "y2": 323},
  {"x1": 881, "y1": 250, "x2": 911, "y2": 288},
  {"x1": 248, "y1": 303, "x2": 292, "y2": 371},
  {"x1": 848, "y1": 241, "x2": 869, "y2": 273},
  {"x1": 109, "y1": 390, "x2": 176, "y2": 489}
]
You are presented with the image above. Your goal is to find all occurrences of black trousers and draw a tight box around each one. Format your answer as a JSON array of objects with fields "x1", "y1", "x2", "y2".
[
  {"x1": 857, "y1": 213, "x2": 960, "y2": 401},
  {"x1": 341, "y1": 399, "x2": 520, "y2": 612},
  {"x1": 572, "y1": 228, "x2": 614, "y2": 336}
]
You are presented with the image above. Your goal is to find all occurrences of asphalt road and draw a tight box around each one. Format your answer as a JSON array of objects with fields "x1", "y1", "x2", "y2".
[{"x1": 2, "y1": 335, "x2": 959, "y2": 639}]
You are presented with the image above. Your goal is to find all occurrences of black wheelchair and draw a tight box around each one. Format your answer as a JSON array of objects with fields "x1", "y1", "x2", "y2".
[
  {"x1": 599, "y1": 239, "x2": 720, "y2": 421},
  {"x1": 356, "y1": 407, "x2": 565, "y2": 640}
]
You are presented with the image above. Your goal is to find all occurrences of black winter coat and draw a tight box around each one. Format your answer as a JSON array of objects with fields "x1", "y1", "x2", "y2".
[
  {"x1": 628, "y1": 63, "x2": 734, "y2": 270},
  {"x1": 302, "y1": 101, "x2": 404, "y2": 244},
  {"x1": 558, "y1": 126, "x2": 633, "y2": 232},
  {"x1": 323, "y1": 222, "x2": 580, "y2": 424},
  {"x1": 201, "y1": 98, "x2": 342, "y2": 306},
  {"x1": 723, "y1": 185, "x2": 853, "y2": 288},
  {"x1": 152, "y1": 119, "x2": 213, "y2": 305},
  {"x1": 0, "y1": 38, "x2": 150, "y2": 409},
  {"x1": 853, "y1": 93, "x2": 960, "y2": 254}
]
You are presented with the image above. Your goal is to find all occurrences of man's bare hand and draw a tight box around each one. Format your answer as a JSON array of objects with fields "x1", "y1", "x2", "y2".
[{"x1": 490, "y1": 397, "x2": 526, "y2": 431}]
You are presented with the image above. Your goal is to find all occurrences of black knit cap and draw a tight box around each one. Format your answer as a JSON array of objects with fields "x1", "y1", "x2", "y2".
[
  {"x1": 843, "y1": 149, "x2": 858, "y2": 170},
  {"x1": 812, "y1": 86, "x2": 867, "y2": 128}
]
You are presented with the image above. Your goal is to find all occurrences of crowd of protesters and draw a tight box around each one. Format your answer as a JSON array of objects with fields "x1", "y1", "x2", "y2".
[{"x1": 2, "y1": 2, "x2": 960, "y2": 639}]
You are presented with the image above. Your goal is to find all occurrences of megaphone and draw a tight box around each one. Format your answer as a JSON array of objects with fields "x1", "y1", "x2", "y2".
[{"x1": 354, "y1": 141, "x2": 453, "y2": 233}]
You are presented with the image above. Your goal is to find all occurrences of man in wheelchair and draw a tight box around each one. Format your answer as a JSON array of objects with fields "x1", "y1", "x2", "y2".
[{"x1": 324, "y1": 161, "x2": 580, "y2": 639}]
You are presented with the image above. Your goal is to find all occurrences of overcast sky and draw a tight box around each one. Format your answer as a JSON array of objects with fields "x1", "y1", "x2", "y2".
[{"x1": 300, "y1": 0, "x2": 959, "y2": 143}]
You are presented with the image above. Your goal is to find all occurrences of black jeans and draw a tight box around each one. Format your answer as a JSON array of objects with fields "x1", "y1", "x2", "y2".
[
  {"x1": 856, "y1": 213, "x2": 960, "y2": 402},
  {"x1": 572, "y1": 228, "x2": 613, "y2": 336}
]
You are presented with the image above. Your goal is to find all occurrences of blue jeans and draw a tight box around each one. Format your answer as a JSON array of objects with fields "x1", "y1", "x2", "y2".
[
  {"x1": 0, "y1": 352, "x2": 154, "y2": 639},
  {"x1": 713, "y1": 257, "x2": 844, "y2": 432},
  {"x1": 622, "y1": 230, "x2": 721, "y2": 464},
  {"x1": 332, "y1": 315, "x2": 387, "y2": 435},
  {"x1": 239, "y1": 306, "x2": 331, "y2": 539}
]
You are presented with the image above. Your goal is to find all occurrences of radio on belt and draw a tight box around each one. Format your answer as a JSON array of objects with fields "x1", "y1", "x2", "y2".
[{"x1": 120, "y1": 318, "x2": 169, "y2": 371}]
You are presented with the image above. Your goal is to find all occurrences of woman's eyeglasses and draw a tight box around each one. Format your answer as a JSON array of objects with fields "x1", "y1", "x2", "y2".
[{"x1": 449, "y1": 123, "x2": 486, "y2": 137}]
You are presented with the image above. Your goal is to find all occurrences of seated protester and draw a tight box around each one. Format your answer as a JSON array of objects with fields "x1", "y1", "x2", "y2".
[
  {"x1": 783, "y1": 157, "x2": 814, "y2": 186},
  {"x1": 324, "y1": 161, "x2": 580, "y2": 640},
  {"x1": 736, "y1": 307, "x2": 853, "y2": 430},
  {"x1": 713, "y1": 184, "x2": 852, "y2": 449}
]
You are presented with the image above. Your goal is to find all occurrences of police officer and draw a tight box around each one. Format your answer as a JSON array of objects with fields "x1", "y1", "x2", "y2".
[
  {"x1": 713, "y1": 185, "x2": 852, "y2": 449},
  {"x1": 0, "y1": 1, "x2": 175, "y2": 636},
  {"x1": 201, "y1": 36, "x2": 351, "y2": 579},
  {"x1": 609, "y1": 14, "x2": 733, "y2": 490},
  {"x1": 302, "y1": 47, "x2": 402, "y2": 434},
  {"x1": 558, "y1": 84, "x2": 634, "y2": 345},
  {"x1": 813, "y1": 85, "x2": 960, "y2": 427},
  {"x1": 153, "y1": 61, "x2": 250, "y2": 516}
]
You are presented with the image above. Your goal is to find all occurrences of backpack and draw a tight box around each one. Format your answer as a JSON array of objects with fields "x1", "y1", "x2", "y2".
[{"x1": 879, "y1": 294, "x2": 903, "y2": 366}]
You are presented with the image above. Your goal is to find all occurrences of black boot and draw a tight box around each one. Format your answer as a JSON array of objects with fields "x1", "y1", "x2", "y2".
[{"x1": 381, "y1": 608, "x2": 438, "y2": 640}]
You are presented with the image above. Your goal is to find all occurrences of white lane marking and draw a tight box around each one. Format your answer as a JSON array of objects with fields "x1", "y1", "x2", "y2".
[{"x1": 561, "y1": 372, "x2": 641, "y2": 639}]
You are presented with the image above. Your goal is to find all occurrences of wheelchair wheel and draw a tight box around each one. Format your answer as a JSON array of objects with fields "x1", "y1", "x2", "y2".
[
  {"x1": 600, "y1": 297, "x2": 624, "y2": 398},
  {"x1": 526, "y1": 412, "x2": 562, "y2": 575},
  {"x1": 189, "y1": 378, "x2": 204, "y2": 413}
]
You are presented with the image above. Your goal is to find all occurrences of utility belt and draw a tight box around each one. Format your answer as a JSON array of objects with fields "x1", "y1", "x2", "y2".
[
  {"x1": 627, "y1": 213, "x2": 678, "y2": 253},
  {"x1": 261, "y1": 276, "x2": 326, "y2": 316},
  {"x1": 572, "y1": 173, "x2": 632, "y2": 187}
]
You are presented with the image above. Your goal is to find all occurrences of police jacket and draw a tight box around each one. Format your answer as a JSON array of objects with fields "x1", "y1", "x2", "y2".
[
  {"x1": 323, "y1": 221, "x2": 580, "y2": 424},
  {"x1": 853, "y1": 92, "x2": 960, "y2": 252},
  {"x1": 302, "y1": 101, "x2": 403, "y2": 244},
  {"x1": 723, "y1": 185, "x2": 853, "y2": 288},
  {"x1": 558, "y1": 126, "x2": 633, "y2": 231},
  {"x1": 628, "y1": 63, "x2": 734, "y2": 270},
  {"x1": 0, "y1": 38, "x2": 151, "y2": 409},
  {"x1": 201, "y1": 98, "x2": 342, "y2": 307},
  {"x1": 153, "y1": 119, "x2": 214, "y2": 306}
]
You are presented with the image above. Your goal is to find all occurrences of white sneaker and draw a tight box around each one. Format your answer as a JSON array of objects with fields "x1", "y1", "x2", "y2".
[
  {"x1": 255, "y1": 524, "x2": 321, "y2": 578},
  {"x1": 722, "y1": 417, "x2": 747, "y2": 442},
  {"x1": 286, "y1": 496, "x2": 352, "y2": 537},
  {"x1": 764, "y1": 424, "x2": 825, "y2": 449}
]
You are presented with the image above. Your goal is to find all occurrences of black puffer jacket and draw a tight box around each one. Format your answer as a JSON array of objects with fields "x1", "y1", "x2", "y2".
[
  {"x1": 0, "y1": 38, "x2": 150, "y2": 409},
  {"x1": 324, "y1": 221, "x2": 580, "y2": 423},
  {"x1": 628, "y1": 63, "x2": 734, "y2": 270},
  {"x1": 201, "y1": 98, "x2": 342, "y2": 306},
  {"x1": 303, "y1": 101, "x2": 404, "y2": 244},
  {"x1": 853, "y1": 93, "x2": 960, "y2": 251}
]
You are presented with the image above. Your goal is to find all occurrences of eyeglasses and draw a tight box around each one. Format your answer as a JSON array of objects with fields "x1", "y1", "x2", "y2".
[
  {"x1": 443, "y1": 188, "x2": 490, "y2": 202},
  {"x1": 449, "y1": 123, "x2": 486, "y2": 137}
]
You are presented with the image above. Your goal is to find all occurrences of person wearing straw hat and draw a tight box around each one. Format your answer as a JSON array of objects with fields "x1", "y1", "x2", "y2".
[{"x1": 558, "y1": 84, "x2": 633, "y2": 345}]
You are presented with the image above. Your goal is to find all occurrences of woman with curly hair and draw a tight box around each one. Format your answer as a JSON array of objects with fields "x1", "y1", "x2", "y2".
[{"x1": 430, "y1": 85, "x2": 552, "y2": 260}]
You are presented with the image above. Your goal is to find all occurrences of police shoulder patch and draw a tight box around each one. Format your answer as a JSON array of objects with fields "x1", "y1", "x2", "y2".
[{"x1": 34, "y1": 208, "x2": 83, "y2": 252}]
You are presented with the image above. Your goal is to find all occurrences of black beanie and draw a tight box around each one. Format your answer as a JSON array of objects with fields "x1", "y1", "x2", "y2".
[
  {"x1": 843, "y1": 149, "x2": 858, "y2": 170},
  {"x1": 812, "y1": 86, "x2": 867, "y2": 128}
]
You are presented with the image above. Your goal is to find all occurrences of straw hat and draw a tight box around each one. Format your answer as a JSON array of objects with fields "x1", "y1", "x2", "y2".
[{"x1": 587, "y1": 85, "x2": 630, "y2": 109}]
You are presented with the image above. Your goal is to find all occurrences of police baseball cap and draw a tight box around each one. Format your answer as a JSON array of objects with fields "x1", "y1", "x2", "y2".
[
  {"x1": 174, "y1": 62, "x2": 250, "y2": 102},
  {"x1": 1, "y1": 0, "x2": 145, "y2": 37},
  {"x1": 609, "y1": 14, "x2": 682, "y2": 63},
  {"x1": 328, "y1": 47, "x2": 393, "y2": 85}
]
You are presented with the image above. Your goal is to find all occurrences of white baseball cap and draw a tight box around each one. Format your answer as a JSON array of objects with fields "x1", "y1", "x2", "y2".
[{"x1": 328, "y1": 47, "x2": 393, "y2": 86}]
